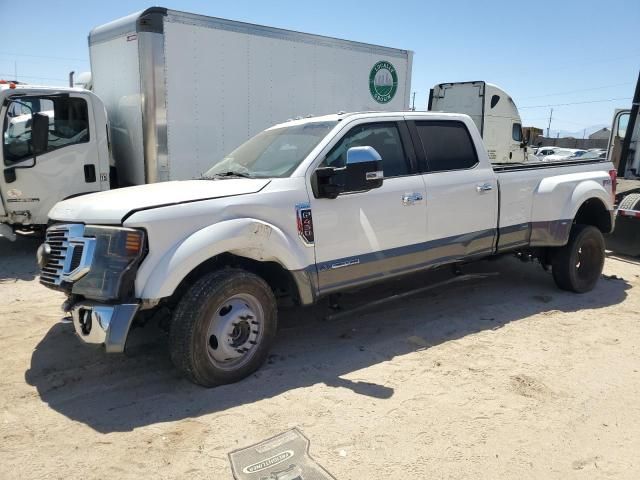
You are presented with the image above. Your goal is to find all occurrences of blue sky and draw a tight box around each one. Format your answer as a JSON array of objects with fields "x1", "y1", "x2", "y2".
[{"x1": 1, "y1": 0, "x2": 638, "y2": 134}]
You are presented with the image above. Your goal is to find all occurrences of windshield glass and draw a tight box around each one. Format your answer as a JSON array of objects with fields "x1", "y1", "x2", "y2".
[{"x1": 203, "y1": 121, "x2": 337, "y2": 178}]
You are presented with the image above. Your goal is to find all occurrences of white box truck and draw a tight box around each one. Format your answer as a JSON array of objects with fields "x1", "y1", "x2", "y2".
[{"x1": 0, "y1": 7, "x2": 412, "y2": 239}]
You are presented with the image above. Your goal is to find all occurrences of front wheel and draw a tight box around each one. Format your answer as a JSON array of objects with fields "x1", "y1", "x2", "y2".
[
  {"x1": 551, "y1": 224, "x2": 605, "y2": 293},
  {"x1": 169, "y1": 269, "x2": 278, "y2": 387}
]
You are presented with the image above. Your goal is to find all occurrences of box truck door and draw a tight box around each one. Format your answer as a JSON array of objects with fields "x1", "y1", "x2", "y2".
[
  {"x1": 0, "y1": 93, "x2": 101, "y2": 225},
  {"x1": 429, "y1": 82, "x2": 485, "y2": 134}
]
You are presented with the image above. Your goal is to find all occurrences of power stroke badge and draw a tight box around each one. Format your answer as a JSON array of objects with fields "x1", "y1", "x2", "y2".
[{"x1": 369, "y1": 60, "x2": 398, "y2": 104}]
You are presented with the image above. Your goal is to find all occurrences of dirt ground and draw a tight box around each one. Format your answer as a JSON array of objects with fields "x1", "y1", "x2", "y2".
[{"x1": 1, "y1": 238, "x2": 639, "y2": 480}]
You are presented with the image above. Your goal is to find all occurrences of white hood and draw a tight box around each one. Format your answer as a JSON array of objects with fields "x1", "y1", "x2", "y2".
[{"x1": 48, "y1": 179, "x2": 270, "y2": 224}]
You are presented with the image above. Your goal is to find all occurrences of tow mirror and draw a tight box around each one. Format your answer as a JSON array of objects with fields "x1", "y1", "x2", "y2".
[
  {"x1": 31, "y1": 112, "x2": 49, "y2": 154},
  {"x1": 344, "y1": 146, "x2": 383, "y2": 191},
  {"x1": 314, "y1": 146, "x2": 384, "y2": 199}
]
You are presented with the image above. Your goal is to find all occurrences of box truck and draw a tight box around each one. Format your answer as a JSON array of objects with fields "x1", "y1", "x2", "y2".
[{"x1": 0, "y1": 7, "x2": 412, "y2": 240}]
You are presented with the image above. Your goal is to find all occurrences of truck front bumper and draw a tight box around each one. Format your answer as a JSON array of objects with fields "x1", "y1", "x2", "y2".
[{"x1": 70, "y1": 302, "x2": 139, "y2": 353}]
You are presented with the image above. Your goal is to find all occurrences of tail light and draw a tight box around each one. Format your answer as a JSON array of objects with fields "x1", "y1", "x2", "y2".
[{"x1": 609, "y1": 169, "x2": 617, "y2": 204}]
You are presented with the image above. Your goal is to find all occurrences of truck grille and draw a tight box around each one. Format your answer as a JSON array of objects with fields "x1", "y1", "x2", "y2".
[
  {"x1": 40, "y1": 226, "x2": 70, "y2": 288},
  {"x1": 39, "y1": 224, "x2": 93, "y2": 291}
]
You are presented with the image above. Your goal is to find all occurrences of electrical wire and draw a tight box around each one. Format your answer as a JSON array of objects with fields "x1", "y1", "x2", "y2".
[{"x1": 520, "y1": 97, "x2": 632, "y2": 109}]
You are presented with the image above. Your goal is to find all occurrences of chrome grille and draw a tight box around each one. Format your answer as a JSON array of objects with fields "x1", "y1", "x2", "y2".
[
  {"x1": 39, "y1": 224, "x2": 95, "y2": 290},
  {"x1": 39, "y1": 226, "x2": 70, "y2": 288}
]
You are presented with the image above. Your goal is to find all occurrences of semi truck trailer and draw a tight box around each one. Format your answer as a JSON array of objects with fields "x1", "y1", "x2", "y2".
[{"x1": 0, "y1": 7, "x2": 413, "y2": 239}]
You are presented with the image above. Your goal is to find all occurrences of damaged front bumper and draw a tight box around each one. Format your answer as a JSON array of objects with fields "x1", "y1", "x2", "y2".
[{"x1": 69, "y1": 302, "x2": 140, "y2": 353}]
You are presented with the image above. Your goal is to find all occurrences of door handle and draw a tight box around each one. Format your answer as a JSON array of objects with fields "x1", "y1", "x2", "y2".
[
  {"x1": 402, "y1": 193, "x2": 424, "y2": 206},
  {"x1": 476, "y1": 183, "x2": 493, "y2": 192}
]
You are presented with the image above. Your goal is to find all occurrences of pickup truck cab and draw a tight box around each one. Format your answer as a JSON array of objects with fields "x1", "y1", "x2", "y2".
[{"x1": 40, "y1": 111, "x2": 616, "y2": 387}]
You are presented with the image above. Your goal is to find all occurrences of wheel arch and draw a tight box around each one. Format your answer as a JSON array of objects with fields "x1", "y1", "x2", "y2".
[{"x1": 136, "y1": 218, "x2": 316, "y2": 305}]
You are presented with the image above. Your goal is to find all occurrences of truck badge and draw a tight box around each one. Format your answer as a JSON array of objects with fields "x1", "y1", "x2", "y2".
[{"x1": 295, "y1": 203, "x2": 314, "y2": 246}]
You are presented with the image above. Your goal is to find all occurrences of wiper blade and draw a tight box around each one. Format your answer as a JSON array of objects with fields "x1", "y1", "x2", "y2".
[{"x1": 201, "y1": 171, "x2": 253, "y2": 179}]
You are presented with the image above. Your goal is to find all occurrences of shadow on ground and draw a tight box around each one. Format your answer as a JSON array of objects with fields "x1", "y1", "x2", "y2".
[
  {"x1": 25, "y1": 256, "x2": 631, "y2": 433},
  {"x1": 0, "y1": 237, "x2": 40, "y2": 282}
]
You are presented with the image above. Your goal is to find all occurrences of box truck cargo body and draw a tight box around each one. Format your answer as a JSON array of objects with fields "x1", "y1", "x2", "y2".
[{"x1": 89, "y1": 7, "x2": 413, "y2": 186}]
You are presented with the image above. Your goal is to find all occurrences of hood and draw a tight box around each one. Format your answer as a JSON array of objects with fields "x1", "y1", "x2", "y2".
[{"x1": 48, "y1": 179, "x2": 271, "y2": 224}]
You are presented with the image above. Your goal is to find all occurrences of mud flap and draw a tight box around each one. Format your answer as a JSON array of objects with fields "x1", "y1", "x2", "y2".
[
  {"x1": 606, "y1": 215, "x2": 640, "y2": 257},
  {"x1": 229, "y1": 428, "x2": 335, "y2": 480}
]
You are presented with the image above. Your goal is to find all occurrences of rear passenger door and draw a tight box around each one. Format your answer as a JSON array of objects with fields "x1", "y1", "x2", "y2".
[{"x1": 409, "y1": 119, "x2": 498, "y2": 261}]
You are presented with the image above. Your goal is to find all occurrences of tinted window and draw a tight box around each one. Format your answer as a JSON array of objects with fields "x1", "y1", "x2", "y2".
[
  {"x1": 323, "y1": 122, "x2": 409, "y2": 177},
  {"x1": 415, "y1": 121, "x2": 478, "y2": 172},
  {"x1": 3, "y1": 96, "x2": 89, "y2": 164},
  {"x1": 512, "y1": 123, "x2": 522, "y2": 141}
]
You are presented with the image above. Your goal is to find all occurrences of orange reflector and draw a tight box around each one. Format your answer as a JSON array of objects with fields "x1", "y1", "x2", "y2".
[
  {"x1": 0, "y1": 79, "x2": 7, "y2": 84},
  {"x1": 9, "y1": 82, "x2": 16, "y2": 89},
  {"x1": 124, "y1": 232, "x2": 142, "y2": 253}
]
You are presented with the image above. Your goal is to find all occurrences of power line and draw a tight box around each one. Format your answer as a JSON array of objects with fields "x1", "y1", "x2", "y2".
[
  {"x1": 520, "y1": 97, "x2": 632, "y2": 109},
  {"x1": 0, "y1": 72, "x2": 67, "y2": 81},
  {"x1": 520, "y1": 82, "x2": 634, "y2": 100},
  {"x1": 0, "y1": 52, "x2": 88, "y2": 62}
]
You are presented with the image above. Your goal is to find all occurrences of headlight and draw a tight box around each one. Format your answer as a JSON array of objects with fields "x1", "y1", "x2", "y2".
[{"x1": 72, "y1": 226, "x2": 146, "y2": 301}]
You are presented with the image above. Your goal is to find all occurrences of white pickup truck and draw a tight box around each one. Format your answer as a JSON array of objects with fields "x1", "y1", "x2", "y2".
[{"x1": 39, "y1": 111, "x2": 617, "y2": 387}]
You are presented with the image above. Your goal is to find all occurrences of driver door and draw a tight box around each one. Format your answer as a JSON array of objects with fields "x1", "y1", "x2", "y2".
[{"x1": 308, "y1": 119, "x2": 428, "y2": 294}]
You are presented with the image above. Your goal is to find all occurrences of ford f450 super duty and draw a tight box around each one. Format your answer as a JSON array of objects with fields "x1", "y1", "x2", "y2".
[{"x1": 38, "y1": 111, "x2": 617, "y2": 387}]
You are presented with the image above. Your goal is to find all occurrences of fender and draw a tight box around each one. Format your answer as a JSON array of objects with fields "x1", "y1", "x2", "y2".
[
  {"x1": 137, "y1": 218, "x2": 313, "y2": 300},
  {"x1": 530, "y1": 173, "x2": 613, "y2": 247}
]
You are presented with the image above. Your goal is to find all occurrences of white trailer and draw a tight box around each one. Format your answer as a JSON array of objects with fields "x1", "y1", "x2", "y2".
[
  {"x1": 89, "y1": 7, "x2": 413, "y2": 186},
  {"x1": 0, "y1": 7, "x2": 412, "y2": 238}
]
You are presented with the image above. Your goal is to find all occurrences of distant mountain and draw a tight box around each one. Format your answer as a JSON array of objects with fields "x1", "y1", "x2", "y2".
[{"x1": 547, "y1": 124, "x2": 608, "y2": 139}]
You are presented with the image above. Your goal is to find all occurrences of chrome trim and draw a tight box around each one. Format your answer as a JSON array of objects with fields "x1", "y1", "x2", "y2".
[
  {"x1": 402, "y1": 192, "x2": 423, "y2": 206},
  {"x1": 366, "y1": 171, "x2": 384, "y2": 181},
  {"x1": 138, "y1": 31, "x2": 169, "y2": 183},
  {"x1": 40, "y1": 224, "x2": 95, "y2": 288},
  {"x1": 71, "y1": 302, "x2": 140, "y2": 353},
  {"x1": 476, "y1": 183, "x2": 493, "y2": 192}
]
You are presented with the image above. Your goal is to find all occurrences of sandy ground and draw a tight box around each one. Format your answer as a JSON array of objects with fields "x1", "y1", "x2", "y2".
[{"x1": 1, "y1": 237, "x2": 639, "y2": 480}]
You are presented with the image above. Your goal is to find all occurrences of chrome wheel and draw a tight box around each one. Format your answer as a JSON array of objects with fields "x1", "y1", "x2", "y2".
[{"x1": 206, "y1": 293, "x2": 264, "y2": 370}]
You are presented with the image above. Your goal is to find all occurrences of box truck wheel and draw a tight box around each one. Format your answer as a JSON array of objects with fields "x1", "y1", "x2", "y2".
[
  {"x1": 169, "y1": 268, "x2": 278, "y2": 387},
  {"x1": 551, "y1": 224, "x2": 605, "y2": 293}
]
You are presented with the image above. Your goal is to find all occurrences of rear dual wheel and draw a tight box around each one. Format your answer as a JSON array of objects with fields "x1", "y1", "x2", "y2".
[
  {"x1": 551, "y1": 224, "x2": 605, "y2": 293},
  {"x1": 169, "y1": 269, "x2": 277, "y2": 387}
]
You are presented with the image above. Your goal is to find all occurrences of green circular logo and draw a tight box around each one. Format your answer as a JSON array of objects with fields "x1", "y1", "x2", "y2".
[{"x1": 369, "y1": 61, "x2": 398, "y2": 104}]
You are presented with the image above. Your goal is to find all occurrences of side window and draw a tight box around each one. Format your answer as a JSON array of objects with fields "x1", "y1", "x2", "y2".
[
  {"x1": 415, "y1": 121, "x2": 478, "y2": 172},
  {"x1": 3, "y1": 96, "x2": 90, "y2": 164},
  {"x1": 323, "y1": 122, "x2": 409, "y2": 177},
  {"x1": 512, "y1": 123, "x2": 522, "y2": 142}
]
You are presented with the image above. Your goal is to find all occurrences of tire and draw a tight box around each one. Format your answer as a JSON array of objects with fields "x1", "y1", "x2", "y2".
[
  {"x1": 551, "y1": 224, "x2": 605, "y2": 293},
  {"x1": 169, "y1": 269, "x2": 278, "y2": 387},
  {"x1": 618, "y1": 193, "x2": 640, "y2": 211}
]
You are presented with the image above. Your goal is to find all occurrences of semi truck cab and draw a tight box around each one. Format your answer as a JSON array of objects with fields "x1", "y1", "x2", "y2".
[{"x1": 0, "y1": 83, "x2": 111, "y2": 239}]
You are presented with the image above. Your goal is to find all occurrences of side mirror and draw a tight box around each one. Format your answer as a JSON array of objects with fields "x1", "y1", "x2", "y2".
[
  {"x1": 344, "y1": 146, "x2": 383, "y2": 192},
  {"x1": 314, "y1": 146, "x2": 384, "y2": 199},
  {"x1": 31, "y1": 112, "x2": 49, "y2": 155}
]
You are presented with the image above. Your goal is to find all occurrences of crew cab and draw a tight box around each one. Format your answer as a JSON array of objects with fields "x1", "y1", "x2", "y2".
[{"x1": 39, "y1": 112, "x2": 616, "y2": 387}]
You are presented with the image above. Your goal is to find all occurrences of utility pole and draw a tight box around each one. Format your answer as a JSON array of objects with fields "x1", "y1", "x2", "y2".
[
  {"x1": 582, "y1": 128, "x2": 586, "y2": 139},
  {"x1": 546, "y1": 107, "x2": 553, "y2": 138},
  {"x1": 411, "y1": 91, "x2": 416, "y2": 111},
  {"x1": 14, "y1": 61, "x2": 17, "y2": 82}
]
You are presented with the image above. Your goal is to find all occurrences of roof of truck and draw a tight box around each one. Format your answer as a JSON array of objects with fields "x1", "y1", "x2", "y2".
[{"x1": 267, "y1": 110, "x2": 472, "y2": 130}]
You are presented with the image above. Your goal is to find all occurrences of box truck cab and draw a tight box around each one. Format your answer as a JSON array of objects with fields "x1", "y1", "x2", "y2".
[
  {"x1": 0, "y1": 83, "x2": 111, "y2": 240},
  {"x1": 428, "y1": 81, "x2": 530, "y2": 163}
]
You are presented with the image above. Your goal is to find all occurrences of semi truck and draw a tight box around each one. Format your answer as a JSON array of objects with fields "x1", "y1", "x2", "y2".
[
  {"x1": 428, "y1": 81, "x2": 535, "y2": 164},
  {"x1": 38, "y1": 110, "x2": 616, "y2": 387},
  {"x1": 0, "y1": 7, "x2": 413, "y2": 240}
]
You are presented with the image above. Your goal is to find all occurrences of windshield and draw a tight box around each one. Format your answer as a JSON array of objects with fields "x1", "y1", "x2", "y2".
[{"x1": 203, "y1": 121, "x2": 337, "y2": 178}]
